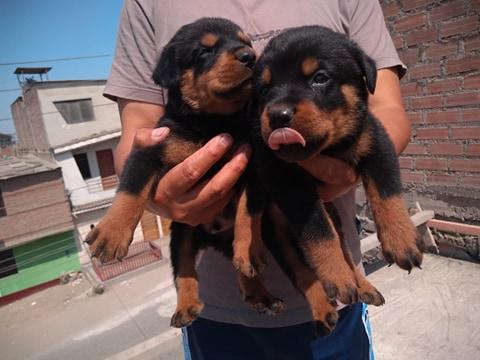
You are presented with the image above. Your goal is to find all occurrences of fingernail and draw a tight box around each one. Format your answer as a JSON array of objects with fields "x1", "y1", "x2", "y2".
[
  {"x1": 217, "y1": 133, "x2": 232, "y2": 148},
  {"x1": 152, "y1": 127, "x2": 169, "y2": 141},
  {"x1": 240, "y1": 144, "x2": 252, "y2": 158}
]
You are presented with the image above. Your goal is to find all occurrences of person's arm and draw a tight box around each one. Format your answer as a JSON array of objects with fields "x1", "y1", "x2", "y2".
[
  {"x1": 298, "y1": 67, "x2": 410, "y2": 201},
  {"x1": 115, "y1": 98, "x2": 251, "y2": 226}
]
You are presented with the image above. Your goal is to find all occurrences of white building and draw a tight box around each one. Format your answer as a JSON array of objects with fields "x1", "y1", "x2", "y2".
[{"x1": 11, "y1": 74, "x2": 164, "y2": 260}]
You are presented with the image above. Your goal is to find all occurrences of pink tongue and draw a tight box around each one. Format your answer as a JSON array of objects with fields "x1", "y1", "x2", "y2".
[{"x1": 268, "y1": 128, "x2": 306, "y2": 150}]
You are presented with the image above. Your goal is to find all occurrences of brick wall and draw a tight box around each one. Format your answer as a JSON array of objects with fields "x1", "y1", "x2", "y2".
[{"x1": 380, "y1": 0, "x2": 480, "y2": 221}]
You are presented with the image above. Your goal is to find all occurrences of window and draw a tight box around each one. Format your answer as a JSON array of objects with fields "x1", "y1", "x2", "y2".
[
  {"x1": 0, "y1": 188, "x2": 6, "y2": 217},
  {"x1": 74, "y1": 153, "x2": 92, "y2": 179},
  {"x1": 54, "y1": 98, "x2": 95, "y2": 124},
  {"x1": 0, "y1": 248, "x2": 17, "y2": 278}
]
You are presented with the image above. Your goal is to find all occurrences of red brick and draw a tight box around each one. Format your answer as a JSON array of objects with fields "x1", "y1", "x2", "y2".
[
  {"x1": 465, "y1": 36, "x2": 480, "y2": 52},
  {"x1": 462, "y1": 175, "x2": 480, "y2": 187},
  {"x1": 402, "y1": 0, "x2": 430, "y2": 11},
  {"x1": 393, "y1": 35, "x2": 404, "y2": 49},
  {"x1": 401, "y1": 82, "x2": 422, "y2": 96},
  {"x1": 427, "y1": 173, "x2": 459, "y2": 186},
  {"x1": 410, "y1": 63, "x2": 441, "y2": 79},
  {"x1": 382, "y1": 2, "x2": 402, "y2": 17},
  {"x1": 451, "y1": 127, "x2": 480, "y2": 139},
  {"x1": 424, "y1": 42, "x2": 459, "y2": 60},
  {"x1": 395, "y1": 14, "x2": 426, "y2": 31},
  {"x1": 415, "y1": 127, "x2": 449, "y2": 139},
  {"x1": 426, "y1": 79, "x2": 461, "y2": 93},
  {"x1": 399, "y1": 48, "x2": 420, "y2": 65},
  {"x1": 411, "y1": 95, "x2": 443, "y2": 109},
  {"x1": 446, "y1": 57, "x2": 480, "y2": 75},
  {"x1": 442, "y1": 16, "x2": 478, "y2": 38},
  {"x1": 401, "y1": 170, "x2": 425, "y2": 184},
  {"x1": 415, "y1": 158, "x2": 448, "y2": 170},
  {"x1": 430, "y1": 143, "x2": 463, "y2": 155},
  {"x1": 399, "y1": 157, "x2": 414, "y2": 169},
  {"x1": 445, "y1": 92, "x2": 480, "y2": 107},
  {"x1": 466, "y1": 144, "x2": 480, "y2": 156},
  {"x1": 464, "y1": 75, "x2": 480, "y2": 90},
  {"x1": 407, "y1": 112, "x2": 424, "y2": 124},
  {"x1": 449, "y1": 159, "x2": 480, "y2": 172},
  {"x1": 430, "y1": 1, "x2": 465, "y2": 22},
  {"x1": 406, "y1": 28, "x2": 437, "y2": 46},
  {"x1": 425, "y1": 111, "x2": 461, "y2": 124},
  {"x1": 404, "y1": 143, "x2": 427, "y2": 155},
  {"x1": 463, "y1": 109, "x2": 480, "y2": 122},
  {"x1": 473, "y1": 0, "x2": 480, "y2": 10}
]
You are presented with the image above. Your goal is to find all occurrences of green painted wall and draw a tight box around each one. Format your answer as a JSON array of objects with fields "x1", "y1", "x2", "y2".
[{"x1": 0, "y1": 230, "x2": 80, "y2": 297}]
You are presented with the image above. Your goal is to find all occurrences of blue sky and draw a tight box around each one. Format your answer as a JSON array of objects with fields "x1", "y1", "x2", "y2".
[{"x1": 0, "y1": 0, "x2": 124, "y2": 135}]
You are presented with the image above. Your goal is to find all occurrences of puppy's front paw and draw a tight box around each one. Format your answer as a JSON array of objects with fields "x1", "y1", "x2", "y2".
[
  {"x1": 380, "y1": 221, "x2": 423, "y2": 273},
  {"x1": 86, "y1": 221, "x2": 133, "y2": 263},
  {"x1": 170, "y1": 300, "x2": 204, "y2": 328}
]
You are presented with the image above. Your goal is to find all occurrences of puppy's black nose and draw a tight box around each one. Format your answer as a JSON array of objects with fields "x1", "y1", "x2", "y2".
[
  {"x1": 235, "y1": 48, "x2": 256, "y2": 68},
  {"x1": 267, "y1": 106, "x2": 294, "y2": 129}
]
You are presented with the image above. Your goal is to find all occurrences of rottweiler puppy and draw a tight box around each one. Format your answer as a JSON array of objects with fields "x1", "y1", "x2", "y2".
[
  {"x1": 242, "y1": 26, "x2": 423, "y2": 331},
  {"x1": 86, "y1": 18, "x2": 284, "y2": 327}
]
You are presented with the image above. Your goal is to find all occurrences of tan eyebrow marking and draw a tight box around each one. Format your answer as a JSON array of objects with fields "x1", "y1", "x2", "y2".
[
  {"x1": 200, "y1": 33, "x2": 218, "y2": 47},
  {"x1": 237, "y1": 31, "x2": 252, "y2": 45},
  {"x1": 301, "y1": 57, "x2": 319, "y2": 76},
  {"x1": 261, "y1": 67, "x2": 271, "y2": 85}
]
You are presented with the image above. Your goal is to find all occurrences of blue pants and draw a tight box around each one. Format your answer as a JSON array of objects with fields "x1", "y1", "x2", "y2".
[{"x1": 182, "y1": 303, "x2": 374, "y2": 360}]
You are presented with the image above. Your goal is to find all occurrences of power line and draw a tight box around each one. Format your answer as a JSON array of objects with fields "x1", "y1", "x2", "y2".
[
  {"x1": 0, "y1": 54, "x2": 113, "y2": 66},
  {"x1": 0, "y1": 118, "x2": 13, "y2": 122},
  {"x1": 0, "y1": 88, "x2": 20, "y2": 93}
]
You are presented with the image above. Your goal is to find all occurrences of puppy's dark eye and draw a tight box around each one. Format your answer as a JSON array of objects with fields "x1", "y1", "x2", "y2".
[
  {"x1": 259, "y1": 87, "x2": 269, "y2": 97},
  {"x1": 198, "y1": 46, "x2": 214, "y2": 57},
  {"x1": 312, "y1": 71, "x2": 330, "y2": 86}
]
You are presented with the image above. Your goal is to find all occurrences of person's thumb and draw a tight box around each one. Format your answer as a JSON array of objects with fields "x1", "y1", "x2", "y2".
[{"x1": 134, "y1": 127, "x2": 170, "y2": 149}]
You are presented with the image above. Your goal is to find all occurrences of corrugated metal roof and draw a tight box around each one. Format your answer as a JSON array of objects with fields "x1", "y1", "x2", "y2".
[{"x1": 0, "y1": 154, "x2": 59, "y2": 180}]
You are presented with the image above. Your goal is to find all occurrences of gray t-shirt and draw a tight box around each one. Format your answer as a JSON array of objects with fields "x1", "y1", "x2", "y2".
[{"x1": 104, "y1": 0, "x2": 404, "y2": 327}]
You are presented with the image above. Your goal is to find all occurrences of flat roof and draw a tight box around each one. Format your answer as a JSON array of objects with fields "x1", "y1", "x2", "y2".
[{"x1": 0, "y1": 154, "x2": 59, "y2": 180}]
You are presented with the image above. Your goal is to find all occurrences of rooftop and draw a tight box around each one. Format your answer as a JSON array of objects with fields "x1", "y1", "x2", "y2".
[{"x1": 0, "y1": 154, "x2": 59, "y2": 180}]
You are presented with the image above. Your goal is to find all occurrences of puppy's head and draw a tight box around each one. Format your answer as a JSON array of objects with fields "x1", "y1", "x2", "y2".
[
  {"x1": 253, "y1": 26, "x2": 377, "y2": 162},
  {"x1": 153, "y1": 18, "x2": 255, "y2": 115}
]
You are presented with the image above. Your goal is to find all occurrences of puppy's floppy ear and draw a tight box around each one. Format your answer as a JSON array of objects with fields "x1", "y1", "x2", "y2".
[
  {"x1": 353, "y1": 48, "x2": 377, "y2": 95},
  {"x1": 152, "y1": 41, "x2": 181, "y2": 89}
]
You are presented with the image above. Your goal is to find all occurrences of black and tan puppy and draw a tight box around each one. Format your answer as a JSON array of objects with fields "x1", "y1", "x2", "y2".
[
  {"x1": 243, "y1": 26, "x2": 423, "y2": 329},
  {"x1": 86, "y1": 18, "x2": 284, "y2": 327}
]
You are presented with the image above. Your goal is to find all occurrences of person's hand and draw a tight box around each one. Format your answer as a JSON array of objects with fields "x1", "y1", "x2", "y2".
[
  {"x1": 298, "y1": 155, "x2": 358, "y2": 202},
  {"x1": 135, "y1": 129, "x2": 251, "y2": 226}
]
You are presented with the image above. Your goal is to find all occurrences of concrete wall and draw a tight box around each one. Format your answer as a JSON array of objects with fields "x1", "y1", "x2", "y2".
[
  {"x1": 0, "y1": 169, "x2": 74, "y2": 249},
  {"x1": 380, "y1": 0, "x2": 480, "y2": 222},
  {"x1": 37, "y1": 83, "x2": 121, "y2": 149},
  {"x1": 11, "y1": 88, "x2": 50, "y2": 151}
]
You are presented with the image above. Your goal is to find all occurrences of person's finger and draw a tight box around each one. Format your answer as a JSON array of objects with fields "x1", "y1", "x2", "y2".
[
  {"x1": 186, "y1": 144, "x2": 251, "y2": 205},
  {"x1": 133, "y1": 127, "x2": 170, "y2": 149},
  {"x1": 299, "y1": 155, "x2": 357, "y2": 185},
  {"x1": 183, "y1": 190, "x2": 236, "y2": 226},
  {"x1": 156, "y1": 134, "x2": 233, "y2": 199}
]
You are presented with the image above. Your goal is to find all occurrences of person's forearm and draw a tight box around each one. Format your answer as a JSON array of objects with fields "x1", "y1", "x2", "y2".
[
  {"x1": 368, "y1": 68, "x2": 411, "y2": 156},
  {"x1": 114, "y1": 98, "x2": 165, "y2": 175},
  {"x1": 370, "y1": 105, "x2": 411, "y2": 155}
]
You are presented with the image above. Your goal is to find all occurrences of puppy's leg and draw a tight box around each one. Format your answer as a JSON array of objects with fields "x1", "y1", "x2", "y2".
[
  {"x1": 233, "y1": 188, "x2": 267, "y2": 278},
  {"x1": 85, "y1": 147, "x2": 159, "y2": 263},
  {"x1": 325, "y1": 203, "x2": 385, "y2": 306},
  {"x1": 266, "y1": 211, "x2": 338, "y2": 337},
  {"x1": 238, "y1": 273, "x2": 285, "y2": 315},
  {"x1": 361, "y1": 118, "x2": 423, "y2": 272},
  {"x1": 169, "y1": 223, "x2": 204, "y2": 328}
]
